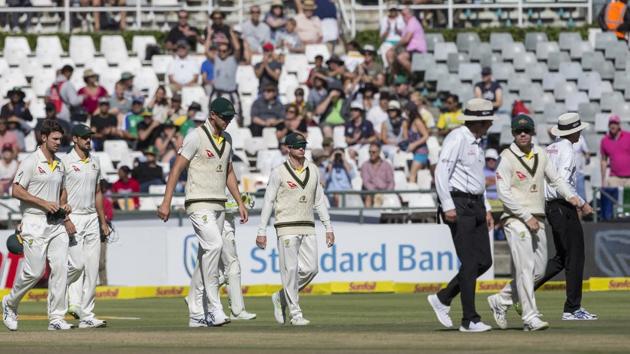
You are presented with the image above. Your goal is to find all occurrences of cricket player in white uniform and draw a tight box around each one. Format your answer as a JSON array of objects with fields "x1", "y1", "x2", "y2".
[
  {"x1": 487, "y1": 115, "x2": 580, "y2": 331},
  {"x1": 158, "y1": 97, "x2": 248, "y2": 327},
  {"x1": 256, "y1": 132, "x2": 335, "y2": 326},
  {"x1": 2, "y1": 119, "x2": 74, "y2": 331},
  {"x1": 63, "y1": 124, "x2": 111, "y2": 328}
]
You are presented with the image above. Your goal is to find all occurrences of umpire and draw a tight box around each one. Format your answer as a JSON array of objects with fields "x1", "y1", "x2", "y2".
[{"x1": 428, "y1": 98, "x2": 496, "y2": 333}]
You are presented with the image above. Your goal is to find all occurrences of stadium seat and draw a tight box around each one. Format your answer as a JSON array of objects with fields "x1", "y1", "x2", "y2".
[
  {"x1": 456, "y1": 32, "x2": 480, "y2": 53},
  {"x1": 559, "y1": 32, "x2": 582, "y2": 52},
  {"x1": 507, "y1": 73, "x2": 531, "y2": 93},
  {"x1": 565, "y1": 92, "x2": 589, "y2": 111},
  {"x1": 593, "y1": 60, "x2": 615, "y2": 80},
  {"x1": 424, "y1": 64, "x2": 448, "y2": 83},
  {"x1": 256, "y1": 149, "x2": 282, "y2": 176},
  {"x1": 305, "y1": 44, "x2": 330, "y2": 63},
  {"x1": 0, "y1": 71, "x2": 28, "y2": 97},
  {"x1": 594, "y1": 32, "x2": 617, "y2": 51},
  {"x1": 307, "y1": 126, "x2": 324, "y2": 149},
  {"x1": 133, "y1": 67, "x2": 160, "y2": 97},
  {"x1": 576, "y1": 103, "x2": 598, "y2": 123},
  {"x1": 35, "y1": 35, "x2": 64, "y2": 66},
  {"x1": 453, "y1": 83, "x2": 473, "y2": 104},
  {"x1": 447, "y1": 52, "x2": 468, "y2": 73},
  {"x1": 99, "y1": 67, "x2": 121, "y2": 94},
  {"x1": 151, "y1": 54, "x2": 173, "y2": 75},
  {"x1": 513, "y1": 52, "x2": 536, "y2": 71},
  {"x1": 547, "y1": 51, "x2": 571, "y2": 72},
  {"x1": 491, "y1": 62, "x2": 514, "y2": 82},
  {"x1": 4, "y1": 36, "x2": 31, "y2": 66},
  {"x1": 333, "y1": 125, "x2": 347, "y2": 148},
  {"x1": 600, "y1": 91, "x2": 624, "y2": 112},
  {"x1": 101, "y1": 35, "x2": 129, "y2": 65},
  {"x1": 19, "y1": 56, "x2": 42, "y2": 78},
  {"x1": 458, "y1": 63, "x2": 481, "y2": 83},
  {"x1": 468, "y1": 42, "x2": 492, "y2": 63},
  {"x1": 93, "y1": 152, "x2": 117, "y2": 175},
  {"x1": 103, "y1": 140, "x2": 130, "y2": 164},
  {"x1": 425, "y1": 33, "x2": 445, "y2": 53},
  {"x1": 278, "y1": 73, "x2": 299, "y2": 97},
  {"x1": 501, "y1": 42, "x2": 526, "y2": 62},
  {"x1": 490, "y1": 33, "x2": 513, "y2": 52},
  {"x1": 152, "y1": 0, "x2": 178, "y2": 5},
  {"x1": 535, "y1": 41, "x2": 559, "y2": 61},
  {"x1": 262, "y1": 127, "x2": 279, "y2": 149},
  {"x1": 543, "y1": 103, "x2": 566, "y2": 122},
  {"x1": 536, "y1": 123, "x2": 551, "y2": 145},
  {"x1": 0, "y1": 58, "x2": 8, "y2": 76},
  {"x1": 31, "y1": 68, "x2": 55, "y2": 97},
  {"x1": 393, "y1": 171, "x2": 408, "y2": 190},
  {"x1": 87, "y1": 57, "x2": 110, "y2": 77},
  {"x1": 559, "y1": 62, "x2": 583, "y2": 81},
  {"x1": 118, "y1": 57, "x2": 142, "y2": 74},
  {"x1": 530, "y1": 92, "x2": 555, "y2": 114},
  {"x1": 411, "y1": 53, "x2": 435, "y2": 72},
  {"x1": 604, "y1": 41, "x2": 627, "y2": 60},
  {"x1": 236, "y1": 65, "x2": 258, "y2": 95},
  {"x1": 181, "y1": 86, "x2": 206, "y2": 111},
  {"x1": 613, "y1": 74, "x2": 630, "y2": 93},
  {"x1": 542, "y1": 72, "x2": 566, "y2": 91},
  {"x1": 569, "y1": 41, "x2": 593, "y2": 60},
  {"x1": 611, "y1": 102, "x2": 630, "y2": 121},
  {"x1": 588, "y1": 81, "x2": 613, "y2": 100},
  {"x1": 577, "y1": 71, "x2": 601, "y2": 91},
  {"x1": 132, "y1": 35, "x2": 157, "y2": 61},
  {"x1": 69, "y1": 67, "x2": 86, "y2": 91},
  {"x1": 525, "y1": 32, "x2": 548, "y2": 52},
  {"x1": 524, "y1": 62, "x2": 548, "y2": 81},
  {"x1": 581, "y1": 51, "x2": 605, "y2": 71},
  {"x1": 436, "y1": 74, "x2": 460, "y2": 93},
  {"x1": 520, "y1": 83, "x2": 544, "y2": 103},
  {"x1": 434, "y1": 42, "x2": 457, "y2": 62},
  {"x1": 553, "y1": 81, "x2": 577, "y2": 101},
  {"x1": 69, "y1": 36, "x2": 96, "y2": 66},
  {"x1": 283, "y1": 54, "x2": 310, "y2": 83},
  {"x1": 595, "y1": 113, "x2": 610, "y2": 133}
]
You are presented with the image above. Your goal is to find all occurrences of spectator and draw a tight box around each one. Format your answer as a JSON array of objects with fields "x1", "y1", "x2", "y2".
[
  {"x1": 91, "y1": 97, "x2": 129, "y2": 151},
  {"x1": 325, "y1": 148, "x2": 357, "y2": 206},
  {"x1": 405, "y1": 102, "x2": 430, "y2": 183},
  {"x1": 0, "y1": 120, "x2": 19, "y2": 155},
  {"x1": 155, "y1": 120, "x2": 183, "y2": 164},
  {"x1": 254, "y1": 43, "x2": 282, "y2": 90},
  {"x1": 166, "y1": 9, "x2": 202, "y2": 52},
  {"x1": 167, "y1": 40, "x2": 200, "y2": 93},
  {"x1": 123, "y1": 97, "x2": 145, "y2": 140},
  {"x1": 360, "y1": 143, "x2": 395, "y2": 207},
  {"x1": 294, "y1": 0, "x2": 323, "y2": 44},
  {"x1": 242, "y1": 5, "x2": 272, "y2": 54},
  {"x1": 167, "y1": 93, "x2": 185, "y2": 122},
  {"x1": 342, "y1": 41, "x2": 365, "y2": 73},
  {"x1": 201, "y1": 47, "x2": 215, "y2": 93},
  {"x1": 46, "y1": 64, "x2": 84, "y2": 122},
  {"x1": 109, "y1": 81, "x2": 132, "y2": 118},
  {"x1": 325, "y1": 55, "x2": 348, "y2": 82},
  {"x1": 598, "y1": 0, "x2": 630, "y2": 40},
  {"x1": 276, "y1": 18, "x2": 305, "y2": 54},
  {"x1": 356, "y1": 45, "x2": 385, "y2": 87},
  {"x1": 192, "y1": 111, "x2": 206, "y2": 128},
  {"x1": 147, "y1": 86, "x2": 170, "y2": 123},
  {"x1": 316, "y1": 80, "x2": 351, "y2": 137},
  {"x1": 208, "y1": 42, "x2": 241, "y2": 117},
  {"x1": 3, "y1": 0, "x2": 31, "y2": 31},
  {"x1": 574, "y1": 135, "x2": 590, "y2": 201},
  {"x1": 250, "y1": 84, "x2": 284, "y2": 137},
  {"x1": 388, "y1": 7, "x2": 427, "y2": 74},
  {"x1": 119, "y1": 72, "x2": 139, "y2": 102},
  {"x1": 392, "y1": 75, "x2": 411, "y2": 108},
  {"x1": 132, "y1": 147, "x2": 164, "y2": 193},
  {"x1": 345, "y1": 101, "x2": 377, "y2": 156},
  {"x1": 409, "y1": 91, "x2": 436, "y2": 130},
  {"x1": 600, "y1": 114, "x2": 630, "y2": 187},
  {"x1": 1, "y1": 87, "x2": 33, "y2": 123},
  {"x1": 314, "y1": 0, "x2": 340, "y2": 49},
  {"x1": 306, "y1": 75, "x2": 328, "y2": 112},
  {"x1": 291, "y1": 87, "x2": 309, "y2": 120},
  {"x1": 306, "y1": 55, "x2": 328, "y2": 88},
  {"x1": 78, "y1": 69, "x2": 108, "y2": 116},
  {"x1": 276, "y1": 104, "x2": 308, "y2": 141},
  {"x1": 436, "y1": 94, "x2": 463, "y2": 137},
  {"x1": 271, "y1": 138, "x2": 290, "y2": 168},
  {"x1": 474, "y1": 67, "x2": 503, "y2": 112},
  {"x1": 379, "y1": 4, "x2": 405, "y2": 66},
  {"x1": 0, "y1": 143, "x2": 18, "y2": 195},
  {"x1": 173, "y1": 102, "x2": 202, "y2": 137},
  {"x1": 112, "y1": 166, "x2": 140, "y2": 210},
  {"x1": 380, "y1": 100, "x2": 408, "y2": 160},
  {"x1": 367, "y1": 92, "x2": 390, "y2": 134},
  {"x1": 34, "y1": 104, "x2": 72, "y2": 148},
  {"x1": 5, "y1": 117, "x2": 27, "y2": 152},
  {"x1": 94, "y1": 0, "x2": 126, "y2": 31},
  {"x1": 265, "y1": 0, "x2": 288, "y2": 40},
  {"x1": 484, "y1": 148, "x2": 499, "y2": 200},
  {"x1": 358, "y1": 83, "x2": 378, "y2": 112},
  {"x1": 137, "y1": 109, "x2": 162, "y2": 151},
  {"x1": 206, "y1": 10, "x2": 240, "y2": 53}
]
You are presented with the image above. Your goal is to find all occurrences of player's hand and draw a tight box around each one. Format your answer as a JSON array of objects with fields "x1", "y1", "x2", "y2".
[
  {"x1": 100, "y1": 222, "x2": 111, "y2": 237},
  {"x1": 238, "y1": 204, "x2": 249, "y2": 224},
  {"x1": 64, "y1": 220, "x2": 77, "y2": 236},
  {"x1": 157, "y1": 202, "x2": 171, "y2": 222},
  {"x1": 568, "y1": 196, "x2": 581, "y2": 208},
  {"x1": 486, "y1": 211, "x2": 494, "y2": 230},
  {"x1": 525, "y1": 217, "x2": 540, "y2": 232},
  {"x1": 42, "y1": 201, "x2": 60, "y2": 214},
  {"x1": 326, "y1": 232, "x2": 335, "y2": 248},
  {"x1": 256, "y1": 235, "x2": 267, "y2": 249},
  {"x1": 443, "y1": 209, "x2": 457, "y2": 223},
  {"x1": 61, "y1": 204, "x2": 72, "y2": 214},
  {"x1": 580, "y1": 203, "x2": 593, "y2": 216}
]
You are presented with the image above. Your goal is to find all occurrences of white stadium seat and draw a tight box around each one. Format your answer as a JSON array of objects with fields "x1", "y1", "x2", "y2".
[
  {"x1": 103, "y1": 140, "x2": 130, "y2": 164},
  {"x1": 70, "y1": 36, "x2": 96, "y2": 66},
  {"x1": 4, "y1": 37, "x2": 31, "y2": 66},
  {"x1": 307, "y1": 126, "x2": 324, "y2": 150},
  {"x1": 181, "y1": 86, "x2": 206, "y2": 111},
  {"x1": 118, "y1": 57, "x2": 142, "y2": 74},
  {"x1": 151, "y1": 54, "x2": 173, "y2": 75},
  {"x1": 31, "y1": 68, "x2": 56, "y2": 97},
  {"x1": 236, "y1": 65, "x2": 259, "y2": 95},
  {"x1": 262, "y1": 127, "x2": 279, "y2": 149},
  {"x1": 101, "y1": 35, "x2": 129, "y2": 65},
  {"x1": 134, "y1": 67, "x2": 160, "y2": 97},
  {"x1": 305, "y1": 44, "x2": 330, "y2": 63},
  {"x1": 132, "y1": 35, "x2": 157, "y2": 61},
  {"x1": 0, "y1": 71, "x2": 28, "y2": 97},
  {"x1": 35, "y1": 36, "x2": 63, "y2": 66}
]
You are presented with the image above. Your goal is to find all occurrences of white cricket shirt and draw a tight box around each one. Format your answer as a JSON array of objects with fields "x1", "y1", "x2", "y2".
[
  {"x1": 62, "y1": 148, "x2": 101, "y2": 215},
  {"x1": 544, "y1": 138, "x2": 585, "y2": 206},
  {"x1": 13, "y1": 147, "x2": 65, "y2": 215}
]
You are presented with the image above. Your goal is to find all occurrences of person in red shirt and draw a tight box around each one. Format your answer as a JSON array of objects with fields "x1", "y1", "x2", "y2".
[
  {"x1": 0, "y1": 119, "x2": 19, "y2": 155},
  {"x1": 78, "y1": 69, "x2": 108, "y2": 116},
  {"x1": 111, "y1": 165, "x2": 140, "y2": 209}
]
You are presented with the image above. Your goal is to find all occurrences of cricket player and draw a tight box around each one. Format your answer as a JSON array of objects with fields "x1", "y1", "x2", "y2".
[
  {"x1": 428, "y1": 98, "x2": 495, "y2": 333},
  {"x1": 256, "y1": 132, "x2": 335, "y2": 326},
  {"x1": 63, "y1": 124, "x2": 112, "y2": 328},
  {"x1": 2, "y1": 119, "x2": 73, "y2": 331},
  {"x1": 158, "y1": 97, "x2": 248, "y2": 328},
  {"x1": 487, "y1": 115, "x2": 580, "y2": 331}
]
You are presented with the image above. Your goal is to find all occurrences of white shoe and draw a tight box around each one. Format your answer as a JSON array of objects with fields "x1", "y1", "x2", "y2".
[
  {"x1": 487, "y1": 294, "x2": 508, "y2": 329},
  {"x1": 231, "y1": 311, "x2": 257, "y2": 320},
  {"x1": 290, "y1": 316, "x2": 310, "y2": 326},
  {"x1": 459, "y1": 321, "x2": 492, "y2": 332},
  {"x1": 562, "y1": 308, "x2": 598, "y2": 321},
  {"x1": 207, "y1": 309, "x2": 230, "y2": 327},
  {"x1": 2, "y1": 296, "x2": 18, "y2": 331},
  {"x1": 78, "y1": 318, "x2": 107, "y2": 328},
  {"x1": 67, "y1": 305, "x2": 80, "y2": 320},
  {"x1": 427, "y1": 294, "x2": 452, "y2": 328},
  {"x1": 48, "y1": 320, "x2": 74, "y2": 331},
  {"x1": 271, "y1": 292, "x2": 286, "y2": 324},
  {"x1": 524, "y1": 317, "x2": 549, "y2": 331},
  {"x1": 188, "y1": 316, "x2": 209, "y2": 328}
]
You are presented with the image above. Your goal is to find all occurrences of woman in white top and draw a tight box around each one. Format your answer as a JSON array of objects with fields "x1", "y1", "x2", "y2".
[{"x1": 378, "y1": 5, "x2": 405, "y2": 66}]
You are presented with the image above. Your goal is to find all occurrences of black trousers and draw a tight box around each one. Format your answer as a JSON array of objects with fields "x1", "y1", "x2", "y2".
[
  {"x1": 535, "y1": 199, "x2": 585, "y2": 313},
  {"x1": 437, "y1": 195, "x2": 493, "y2": 327}
]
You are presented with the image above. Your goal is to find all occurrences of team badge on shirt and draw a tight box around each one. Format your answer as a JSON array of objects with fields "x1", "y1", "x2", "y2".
[
  {"x1": 72, "y1": 165, "x2": 81, "y2": 172},
  {"x1": 287, "y1": 181, "x2": 298, "y2": 189},
  {"x1": 216, "y1": 164, "x2": 223, "y2": 172},
  {"x1": 516, "y1": 171, "x2": 527, "y2": 181},
  {"x1": 299, "y1": 195, "x2": 307, "y2": 203},
  {"x1": 206, "y1": 149, "x2": 215, "y2": 158},
  {"x1": 37, "y1": 166, "x2": 45, "y2": 174},
  {"x1": 530, "y1": 184, "x2": 538, "y2": 193}
]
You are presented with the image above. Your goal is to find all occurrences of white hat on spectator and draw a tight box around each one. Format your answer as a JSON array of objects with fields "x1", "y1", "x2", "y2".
[
  {"x1": 350, "y1": 101, "x2": 364, "y2": 111},
  {"x1": 461, "y1": 98, "x2": 496, "y2": 121},
  {"x1": 194, "y1": 111, "x2": 207, "y2": 122},
  {"x1": 550, "y1": 112, "x2": 589, "y2": 137},
  {"x1": 362, "y1": 44, "x2": 376, "y2": 54},
  {"x1": 485, "y1": 148, "x2": 499, "y2": 160},
  {"x1": 387, "y1": 100, "x2": 401, "y2": 111}
]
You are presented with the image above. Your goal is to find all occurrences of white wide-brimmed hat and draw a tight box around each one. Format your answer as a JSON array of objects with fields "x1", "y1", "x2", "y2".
[
  {"x1": 550, "y1": 112, "x2": 589, "y2": 137},
  {"x1": 461, "y1": 98, "x2": 496, "y2": 121}
]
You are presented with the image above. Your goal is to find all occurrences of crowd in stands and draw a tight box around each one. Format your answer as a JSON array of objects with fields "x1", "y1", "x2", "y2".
[{"x1": 0, "y1": 0, "x2": 629, "y2": 212}]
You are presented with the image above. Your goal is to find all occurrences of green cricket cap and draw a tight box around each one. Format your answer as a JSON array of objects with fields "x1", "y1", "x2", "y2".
[
  {"x1": 210, "y1": 97, "x2": 236, "y2": 119},
  {"x1": 71, "y1": 124, "x2": 94, "y2": 138},
  {"x1": 285, "y1": 132, "x2": 307, "y2": 148},
  {"x1": 512, "y1": 114, "x2": 535, "y2": 132}
]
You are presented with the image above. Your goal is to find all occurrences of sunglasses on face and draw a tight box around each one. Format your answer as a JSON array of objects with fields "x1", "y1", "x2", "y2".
[
  {"x1": 289, "y1": 144, "x2": 307, "y2": 150},
  {"x1": 218, "y1": 114, "x2": 234, "y2": 122},
  {"x1": 295, "y1": 92, "x2": 304, "y2": 96},
  {"x1": 513, "y1": 128, "x2": 533, "y2": 135}
]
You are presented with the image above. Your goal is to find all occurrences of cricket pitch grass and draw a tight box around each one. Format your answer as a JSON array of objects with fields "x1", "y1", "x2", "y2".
[{"x1": 1, "y1": 291, "x2": 628, "y2": 353}]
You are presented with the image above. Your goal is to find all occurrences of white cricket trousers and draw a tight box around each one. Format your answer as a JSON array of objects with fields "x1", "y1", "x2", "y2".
[
  {"x1": 5, "y1": 214, "x2": 69, "y2": 322},
  {"x1": 66, "y1": 213, "x2": 101, "y2": 320},
  {"x1": 186, "y1": 209, "x2": 225, "y2": 318},
  {"x1": 277, "y1": 234, "x2": 318, "y2": 319},
  {"x1": 496, "y1": 218, "x2": 548, "y2": 323}
]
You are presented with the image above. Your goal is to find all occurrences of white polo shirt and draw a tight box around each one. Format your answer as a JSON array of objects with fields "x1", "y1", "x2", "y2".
[
  {"x1": 167, "y1": 55, "x2": 199, "y2": 86},
  {"x1": 62, "y1": 148, "x2": 101, "y2": 215},
  {"x1": 13, "y1": 148, "x2": 65, "y2": 215}
]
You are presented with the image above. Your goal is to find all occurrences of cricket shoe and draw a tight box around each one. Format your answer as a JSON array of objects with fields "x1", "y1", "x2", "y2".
[
  {"x1": 230, "y1": 311, "x2": 257, "y2": 321},
  {"x1": 487, "y1": 294, "x2": 508, "y2": 329},
  {"x1": 271, "y1": 292, "x2": 286, "y2": 324},
  {"x1": 207, "y1": 309, "x2": 230, "y2": 327},
  {"x1": 2, "y1": 296, "x2": 18, "y2": 331},
  {"x1": 427, "y1": 294, "x2": 453, "y2": 328},
  {"x1": 562, "y1": 308, "x2": 598, "y2": 321},
  {"x1": 79, "y1": 318, "x2": 107, "y2": 328},
  {"x1": 459, "y1": 321, "x2": 492, "y2": 333},
  {"x1": 523, "y1": 317, "x2": 549, "y2": 332},
  {"x1": 67, "y1": 305, "x2": 80, "y2": 320},
  {"x1": 290, "y1": 316, "x2": 310, "y2": 326},
  {"x1": 48, "y1": 319, "x2": 75, "y2": 331},
  {"x1": 188, "y1": 316, "x2": 210, "y2": 328}
]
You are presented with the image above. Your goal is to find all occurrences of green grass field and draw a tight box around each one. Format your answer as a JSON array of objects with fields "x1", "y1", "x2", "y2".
[{"x1": 1, "y1": 291, "x2": 628, "y2": 354}]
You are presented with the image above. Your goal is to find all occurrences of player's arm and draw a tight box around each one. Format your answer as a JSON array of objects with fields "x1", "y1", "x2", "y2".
[
  {"x1": 60, "y1": 187, "x2": 77, "y2": 235},
  {"x1": 256, "y1": 169, "x2": 281, "y2": 249},
  {"x1": 313, "y1": 174, "x2": 335, "y2": 248},
  {"x1": 226, "y1": 161, "x2": 248, "y2": 224},
  {"x1": 157, "y1": 155, "x2": 190, "y2": 222},
  {"x1": 95, "y1": 182, "x2": 111, "y2": 237},
  {"x1": 434, "y1": 133, "x2": 461, "y2": 222}
]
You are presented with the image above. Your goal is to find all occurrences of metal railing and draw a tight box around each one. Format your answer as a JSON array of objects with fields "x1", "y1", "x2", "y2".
[{"x1": 592, "y1": 186, "x2": 630, "y2": 223}]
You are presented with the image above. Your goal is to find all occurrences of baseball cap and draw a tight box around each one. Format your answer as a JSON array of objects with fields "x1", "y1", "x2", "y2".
[
  {"x1": 188, "y1": 102, "x2": 202, "y2": 112},
  {"x1": 350, "y1": 101, "x2": 364, "y2": 111},
  {"x1": 141, "y1": 108, "x2": 153, "y2": 117},
  {"x1": 210, "y1": 97, "x2": 236, "y2": 119},
  {"x1": 144, "y1": 146, "x2": 158, "y2": 156},
  {"x1": 362, "y1": 44, "x2": 376, "y2": 54},
  {"x1": 285, "y1": 132, "x2": 307, "y2": 149},
  {"x1": 121, "y1": 72, "x2": 134, "y2": 81},
  {"x1": 176, "y1": 39, "x2": 189, "y2": 49},
  {"x1": 512, "y1": 114, "x2": 535, "y2": 133},
  {"x1": 481, "y1": 67, "x2": 492, "y2": 76},
  {"x1": 71, "y1": 124, "x2": 94, "y2": 138},
  {"x1": 262, "y1": 42, "x2": 274, "y2": 52},
  {"x1": 609, "y1": 114, "x2": 621, "y2": 124},
  {"x1": 193, "y1": 111, "x2": 207, "y2": 122},
  {"x1": 132, "y1": 96, "x2": 144, "y2": 105},
  {"x1": 388, "y1": 100, "x2": 401, "y2": 111},
  {"x1": 485, "y1": 148, "x2": 499, "y2": 160},
  {"x1": 98, "y1": 97, "x2": 110, "y2": 105}
]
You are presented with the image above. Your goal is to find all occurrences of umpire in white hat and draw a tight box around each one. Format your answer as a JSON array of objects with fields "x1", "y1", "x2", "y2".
[{"x1": 428, "y1": 98, "x2": 496, "y2": 332}]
